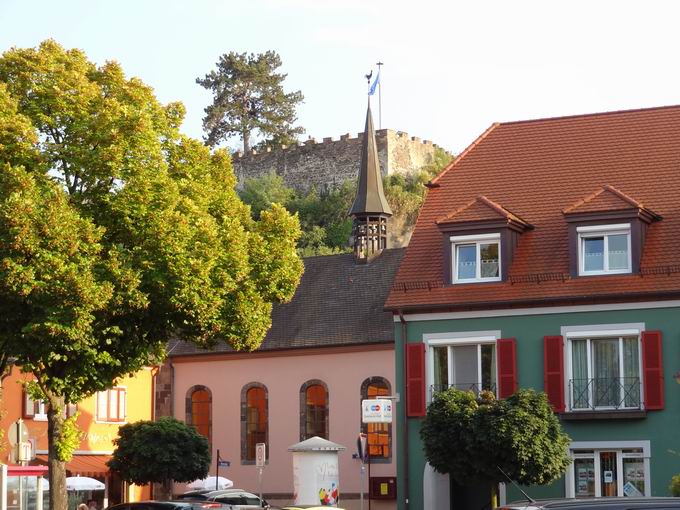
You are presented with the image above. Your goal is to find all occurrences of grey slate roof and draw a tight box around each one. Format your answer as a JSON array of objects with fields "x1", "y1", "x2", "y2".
[
  {"x1": 168, "y1": 248, "x2": 404, "y2": 357},
  {"x1": 348, "y1": 102, "x2": 393, "y2": 217}
]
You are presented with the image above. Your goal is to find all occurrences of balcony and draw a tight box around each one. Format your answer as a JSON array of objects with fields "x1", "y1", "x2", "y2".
[{"x1": 568, "y1": 377, "x2": 642, "y2": 411}]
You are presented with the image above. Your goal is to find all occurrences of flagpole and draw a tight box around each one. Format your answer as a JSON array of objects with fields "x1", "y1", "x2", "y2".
[{"x1": 376, "y1": 61, "x2": 383, "y2": 129}]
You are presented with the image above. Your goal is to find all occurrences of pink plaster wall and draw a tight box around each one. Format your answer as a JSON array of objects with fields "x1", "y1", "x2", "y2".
[{"x1": 172, "y1": 347, "x2": 396, "y2": 501}]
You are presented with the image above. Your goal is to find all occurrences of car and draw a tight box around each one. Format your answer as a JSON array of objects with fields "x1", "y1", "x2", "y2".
[
  {"x1": 499, "y1": 497, "x2": 680, "y2": 510},
  {"x1": 206, "y1": 490, "x2": 272, "y2": 509},
  {"x1": 281, "y1": 506, "x2": 346, "y2": 510},
  {"x1": 107, "y1": 501, "x2": 223, "y2": 510}
]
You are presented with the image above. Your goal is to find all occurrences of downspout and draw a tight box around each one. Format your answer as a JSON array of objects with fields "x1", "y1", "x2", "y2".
[{"x1": 398, "y1": 310, "x2": 410, "y2": 510}]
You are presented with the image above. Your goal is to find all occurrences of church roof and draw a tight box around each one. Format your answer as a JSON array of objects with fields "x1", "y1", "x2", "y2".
[
  {"x1": 348, "y1": 102, "x2": 392, "y2": 217},
  {"x1": 168, "y1": 248, "x2": 404, "y2": 357}
]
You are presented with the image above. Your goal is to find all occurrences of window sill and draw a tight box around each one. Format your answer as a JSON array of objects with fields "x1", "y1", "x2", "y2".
[
  {"x1": 94, "y1": 420, "x2": 127, "y2": 425},
  {"x1": 561, "y1": 409, "x2": 646, "y2": 420}
]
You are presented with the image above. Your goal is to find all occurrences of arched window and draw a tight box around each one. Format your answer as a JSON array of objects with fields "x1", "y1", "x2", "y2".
[
  {"x1": 241, "y1": 382, "x2": 268, "y2": 463},
  {"x1": 299, "y1": 380, "x2": 329, "y2": 440},
  {"x1": 186, "y1": 385, "x2": 211, "y2": 444},
  {"x1": 361, "y1": 377, "x2": 392, "y2": 461}
]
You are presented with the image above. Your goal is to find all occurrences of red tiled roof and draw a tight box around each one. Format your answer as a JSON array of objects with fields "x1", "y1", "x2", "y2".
[
  {"x1": 386, "y1": 105, "x2": 680, "y2": 311},
  {"x1": 436, "y1": 195, "x2": 530, "y2": 227}
]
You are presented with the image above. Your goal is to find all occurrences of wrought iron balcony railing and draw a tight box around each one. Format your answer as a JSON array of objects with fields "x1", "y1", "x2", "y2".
[{"x1": 568, "y1": 377, "x2": 642, "y2": 411}]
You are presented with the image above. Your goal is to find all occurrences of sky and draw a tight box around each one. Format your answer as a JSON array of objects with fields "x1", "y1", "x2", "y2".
[{"x1": 2, "y1": 0, "x2": 680, "y2": 154}]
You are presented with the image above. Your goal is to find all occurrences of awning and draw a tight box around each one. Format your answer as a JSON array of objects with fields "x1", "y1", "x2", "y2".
[
  {"x1": 8, "y1": 465, "x2": 49, "y2": 477},
  {"x1": 34, "y1": 455, "x2": 111, "y2": 477}
]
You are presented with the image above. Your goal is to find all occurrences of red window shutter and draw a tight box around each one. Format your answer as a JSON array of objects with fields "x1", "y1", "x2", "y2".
[
  {"x1": 642, "y1": 330, "x2": 664, "y2": 410},
  {"x1": 497, "y1": 338, "x2": 517, "y2": 398},
  {"x1": 543, "y1": 336, "x2": 565, "y2": 412},
  {"x1": 406, "y1": 343, "x2": 426, "y2": 417}
]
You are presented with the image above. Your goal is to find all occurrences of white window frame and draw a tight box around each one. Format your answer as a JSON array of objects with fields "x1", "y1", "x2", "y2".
[
  {"x1": 424, "y1": 331, "x2": 501, "y2": 402},
  {"x1": 24, "y1": 393, "x2": 47, "y2": 421},
  {"x1": 577, "y1": 223, "x2": 632, "y2": 276},
  {"x1": 562, "y1": 323, "x2": 644, "y2": 412},
  {"x1": 95, "y1": 387, "x2": 127, "y2": 424},
  {"x1": 564, "y1": 440, "x2": 651, "y2": 498},
  {"x1": 450, "y1": 233, "x2": 502, "y2": 283}
]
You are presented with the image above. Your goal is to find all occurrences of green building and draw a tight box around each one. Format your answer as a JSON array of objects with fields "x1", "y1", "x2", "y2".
[{"x1": 384, "y1": 106, "x2": 680, "y2": 510}]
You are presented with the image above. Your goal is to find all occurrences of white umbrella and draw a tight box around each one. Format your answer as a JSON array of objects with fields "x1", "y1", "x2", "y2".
[
  {"x1": 187, "y1": 476, "x2": 233, "y2": 490},
  {"x1": 65, "y1": 476, "x2": 105, "y2": 491}
]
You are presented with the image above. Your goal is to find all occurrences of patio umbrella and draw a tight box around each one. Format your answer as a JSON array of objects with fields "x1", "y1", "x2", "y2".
[
  {"x1": 187, "y1": 476, "x2": 233, "y2": 490},
  {"x1": 65, "y1": 476, "x2": 105, "y2": 491}
]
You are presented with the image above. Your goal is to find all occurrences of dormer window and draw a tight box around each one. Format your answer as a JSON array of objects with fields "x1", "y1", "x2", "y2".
[
  {"x1": 452, "y1": 234, "x2": 501, "y2": 283},
  {"x1": 436, "y1": 195, "x2": 533, "y2": 285},
  {"x1": 578, "y1": 224, "x2": 631, "y2": 275}
]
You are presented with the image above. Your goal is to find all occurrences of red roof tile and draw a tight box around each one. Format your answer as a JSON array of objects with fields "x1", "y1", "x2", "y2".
[
  {"x1": 386, "y1": 105, "x2": 680, "y2": 311},
  {"x1": 436, "y1": 195, "x2": 530, "y2": 227}
]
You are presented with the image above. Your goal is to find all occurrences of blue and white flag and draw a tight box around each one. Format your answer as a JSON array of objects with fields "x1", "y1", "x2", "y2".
[{"x1": 369, "y1": 70, "x2": 380, "y2": 96}]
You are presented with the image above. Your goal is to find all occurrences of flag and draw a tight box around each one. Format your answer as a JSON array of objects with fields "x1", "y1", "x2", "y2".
[{"x1": 369, "y1": 70, "x2": 380, "y2": 96}]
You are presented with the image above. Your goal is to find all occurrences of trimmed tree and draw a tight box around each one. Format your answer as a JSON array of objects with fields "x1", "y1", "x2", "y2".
[
  {"x1": 421, "y1": 389, "x2": 571, "y2": 502},
  {"x1": 0, "y1": 40, "x2": 303, "y2": 510},
  {"x1": 197, "y1": 50, "x2": 304, "y2": 151},
  {"x1": 108, "y1": 417, "x2": 211, "y2": 497}
]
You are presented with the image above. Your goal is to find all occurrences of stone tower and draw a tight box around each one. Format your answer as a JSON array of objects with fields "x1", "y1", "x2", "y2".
[{"x1": 349, "y1": 101, "x2": 393, "y2": 263}]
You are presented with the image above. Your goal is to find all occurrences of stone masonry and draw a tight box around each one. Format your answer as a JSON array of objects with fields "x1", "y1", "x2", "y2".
[{"x1": 232, "y1": 129, "x2": 444, "y2": 191}]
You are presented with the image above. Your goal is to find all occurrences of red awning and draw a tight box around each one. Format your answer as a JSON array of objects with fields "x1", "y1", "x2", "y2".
[
  {"x1": 34, "y1": 455, "x2": 111, "y2": 477},
  {"x1": 8, "y1": 465, "x2": 49, "y2": 477}
]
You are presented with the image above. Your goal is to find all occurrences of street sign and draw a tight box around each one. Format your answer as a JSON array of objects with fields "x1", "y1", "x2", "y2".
[
  {"x1": 255, "y1": 443, "x2": 266, "y2": 468},
  {"x1": 8, "y1": 419, "x2": 29, "y2": 446},
  {"x1": 361, "y1": 399, "x2": 392, "y2": 423},
  {"x1": 18, "y1": 442, "x2": 32, "y2": 462}
]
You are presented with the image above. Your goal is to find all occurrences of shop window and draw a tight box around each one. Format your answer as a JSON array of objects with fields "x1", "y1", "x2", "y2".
[{"x1": 568, "y1": 446, "x2": 648, "y2": 497}]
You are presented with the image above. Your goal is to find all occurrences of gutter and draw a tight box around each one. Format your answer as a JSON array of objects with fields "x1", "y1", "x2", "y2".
[{"x1": 398, "y1": 310, "x2": 410, "y2": 510}]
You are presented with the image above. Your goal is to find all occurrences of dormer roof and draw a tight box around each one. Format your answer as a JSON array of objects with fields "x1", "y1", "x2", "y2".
[
  {"x1": 563, "y1": 184, "x2": 661, "y2": 222},
  {"x1": 436, "y1": 195, "x2": 533, "y2": 231}
]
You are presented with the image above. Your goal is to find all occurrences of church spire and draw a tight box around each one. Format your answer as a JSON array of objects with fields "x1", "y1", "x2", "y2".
[{"x1": 349, "y1": 101, "x2": 392, "y2": 263}]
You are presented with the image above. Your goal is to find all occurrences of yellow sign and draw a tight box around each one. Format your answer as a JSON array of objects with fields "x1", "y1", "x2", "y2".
[{"x1": 380, "y1": 483, "x2": 388, "y2": 496}]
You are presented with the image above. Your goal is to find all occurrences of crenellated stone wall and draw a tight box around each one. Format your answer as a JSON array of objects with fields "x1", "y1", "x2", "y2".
[{"x1": 232, "y1": 128, "x2": 444, "y2": 191}]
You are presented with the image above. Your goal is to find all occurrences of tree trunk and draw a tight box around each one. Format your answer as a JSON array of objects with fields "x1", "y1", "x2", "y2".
[
  {"x1": 243, "y1": 129, "x2": 250, "y2": 153},
  {"x1": 47, "y1": 397, "x2": 68, "y2": 510},
  {"x1": 155, "y1": 479, "x2": 173, "y2": 501}
]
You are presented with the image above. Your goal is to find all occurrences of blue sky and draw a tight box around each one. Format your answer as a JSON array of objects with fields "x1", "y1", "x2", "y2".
[{"x1": 2, "y1": 1, "x2": 680, "y2": 154}]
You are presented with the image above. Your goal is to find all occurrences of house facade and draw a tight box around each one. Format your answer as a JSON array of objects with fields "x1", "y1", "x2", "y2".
[
  {"x1": 385, "y1": 106, "x2": 680, "y2": 510},
  {"x1": 0, "y1": 366, "x2": 154, "y2": 508}
]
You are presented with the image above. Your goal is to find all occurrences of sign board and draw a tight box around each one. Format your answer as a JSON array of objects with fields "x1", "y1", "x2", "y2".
[
  {"x1": 623, "y1": 482, "x2": 643, "y2": 497},
  {"x1": 18, "y1": 442, "x2": 32, "y2": 462},
  {"x1": 217, "y1": 460, "x2": 230, "y2": 468},
  {"x1": 255, "y1": 443, "x2": 266, "y2": 468},
  {"x1": 8, "y1": 420, "x2": 28, "y2": 446},
  {"x1": 362, "y1": 399, "x2": 392, "y2": 423},
  {"x1": 603, "y1": 471, "x2": 614, "y2": 484}
]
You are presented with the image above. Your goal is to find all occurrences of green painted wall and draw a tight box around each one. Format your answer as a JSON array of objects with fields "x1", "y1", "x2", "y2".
[{"x1": 395, "y1": 305, "x2": 680, "y2": 510}]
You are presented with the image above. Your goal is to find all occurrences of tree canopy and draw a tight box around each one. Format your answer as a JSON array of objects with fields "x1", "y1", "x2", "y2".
[
  {"x1": 420, "y1": 389, "x2": 571, "y2": 486},
  {"x1": 0, "y1": 40, "x2": 303, "y2": 510},
  {"x1": 108, "y1": 417, "x2": 211, "y2": 485},
  {"x1": 197, "y1": 51, "x2": 304, "y2": 152}
]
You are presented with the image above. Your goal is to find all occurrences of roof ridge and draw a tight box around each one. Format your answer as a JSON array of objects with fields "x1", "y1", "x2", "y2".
[
  {"x1": 500, "y1": 103, "x2": 680, "y2": 127},
  {"x1": 563, "y1": 184, "x2": 643, "y2": 214},
  {"x1": 428, "y1": 123, "x2": 500, "y2": 186}
]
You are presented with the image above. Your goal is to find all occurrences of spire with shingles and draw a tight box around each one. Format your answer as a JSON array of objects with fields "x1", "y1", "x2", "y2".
[
  {"x1": 350, "y1": 101, "x2": 392, "y2": 263},
  {"x1": 349, "y1": 101, "x2": 393, "y2": 217}
]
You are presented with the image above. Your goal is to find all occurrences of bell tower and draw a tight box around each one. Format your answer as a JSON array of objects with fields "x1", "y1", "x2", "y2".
[{"x1": 348, "y1": 101, "x2": 393, "y2": 263}]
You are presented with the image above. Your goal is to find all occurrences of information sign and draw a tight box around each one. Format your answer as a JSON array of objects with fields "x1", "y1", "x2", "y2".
[{"x1": 362, "y1": 399, "x2": 392, "y2": 423}]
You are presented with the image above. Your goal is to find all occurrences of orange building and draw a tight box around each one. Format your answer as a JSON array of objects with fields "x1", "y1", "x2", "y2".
[{"x1": 0, "y1": 365, "x2": 155, "y2": 508}]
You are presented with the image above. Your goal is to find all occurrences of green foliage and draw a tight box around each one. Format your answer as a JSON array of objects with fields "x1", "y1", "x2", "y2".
[
  {"x1": 239, "y1": 171, "x2": 295, "y2": 219},
  {"x1": 421, "y1": 388, "x2": 571, "y2": 486},
  {"x1": 55, "y1": 412, "x2": 82, "y2": 462},
  {"x1": 108, "y1": 417, "x2": 210, "y2": 485},
  {"x1": 670, "y1": 473, "x2": 680, "y2": 497},
  {"x1": 0, "y1": 41, "x2": 303, "y2": 510},
  {"x1": 197, "y1": 51, "x2": 304, "y2": 151}
]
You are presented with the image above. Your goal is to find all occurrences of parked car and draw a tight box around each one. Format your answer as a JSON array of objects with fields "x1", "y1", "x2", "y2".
[
  {"x1": 176, "y1": 491, "x2": 218, "y2": 501},
  {"x1": 281, "y1": 506, "x2": 346, "y2": 510},
  {"x1": 499, "y1": 497, "x2": 680, "y2": 510},
  {"x1": 107, "y1": 501, "x2": 222, "y2": 510},
  {"x1": 206, "y1": 490, "x2": 271, "y2": 509}
]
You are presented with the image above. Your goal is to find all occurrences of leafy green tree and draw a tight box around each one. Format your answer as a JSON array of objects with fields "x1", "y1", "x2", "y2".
[
  {"x1": 238, "y1": 171, "x2": 295, "y2": 219},
  {"x1": 421, "y1": 388, "x2": 570, "y2": 497},
  {"x1": 197, "y1": 51, "x2": 304, "y2": 152},
  {"x1": 670, "y1": 473, "x2": 680, "y2": 497},
  {"x1": 108, "y1": 417, "x2": 210, "y2": 496},
  {"x1": 0, "y1": 40, "x2": 303, "y2": 510}
]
